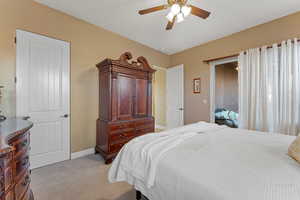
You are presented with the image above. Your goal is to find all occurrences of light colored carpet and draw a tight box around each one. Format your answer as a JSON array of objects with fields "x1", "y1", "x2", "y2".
[{"x1": 31, "y1": 154, "x2": 135, "y2": 200}]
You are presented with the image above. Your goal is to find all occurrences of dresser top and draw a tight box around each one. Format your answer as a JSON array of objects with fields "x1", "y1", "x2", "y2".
[{"x1": 0, "y1": 118, "x2": 33, "y2": 153}]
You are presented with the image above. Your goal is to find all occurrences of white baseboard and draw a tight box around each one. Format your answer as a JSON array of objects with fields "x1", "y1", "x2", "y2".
[
  {"x1": 71, "y1": 148, "x2": 95, "y2": 160},
  {"x1": 155, "y1": 124, "x2": 166, "y2": 130}
]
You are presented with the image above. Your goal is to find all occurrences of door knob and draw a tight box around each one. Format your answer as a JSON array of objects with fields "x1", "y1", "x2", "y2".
[
  {"x1": 178, "y1": 108, "x2": 184, "y2": 111},
  {"x1": 61, "y1": 114, "x2": 69, "y2": 118},
  {"x1": 23, "y1": 116, "x2": 31, "y2": 120}
]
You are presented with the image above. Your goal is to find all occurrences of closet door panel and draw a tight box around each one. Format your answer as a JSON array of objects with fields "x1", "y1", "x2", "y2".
[
  {"x1": 117, "y1": 74, "x2": 135, "y2": 120},
  {"x1": 135, "y1": 79, "x2": 148, "y2": 117},
  {"x1": 99, "y1": 70, "x2": 110, "y2": 120},
  {"x1": 111, "y1": 75, "x2": 118, "y2": 121}
]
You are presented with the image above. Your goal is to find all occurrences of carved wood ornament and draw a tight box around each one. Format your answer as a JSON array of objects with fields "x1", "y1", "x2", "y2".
[{"x1": 97, "y1": 52, "x2": 156, "y2": 73}]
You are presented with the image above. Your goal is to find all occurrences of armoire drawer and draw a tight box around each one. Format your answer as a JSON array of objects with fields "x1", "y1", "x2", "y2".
[
  {"x1": 136, "y1": 128, "x2": 154, "y2": 136},
  {"x1": 135, "y1": 119, "x2": 154, "y2": 127},
  {"x1": 136, "y1": 123, "x2": 154, "y2": 131},
  {"x1": 109, "y1": 140, "x2": 129, "y2": 153},
  {"x1": 110, "y1": 131, "x2": 135, "y2": 142},
  {"x1": 109, "y1": 143, "x2": 122, "y2": 153},
  {"x1": 109, "y1": 122, "x2": 135, "y2": 133}
]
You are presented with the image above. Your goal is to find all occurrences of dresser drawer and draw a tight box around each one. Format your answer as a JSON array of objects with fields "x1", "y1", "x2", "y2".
[
  {"x1": 15, "y1": 172, "x2": 30, "y2": 200},
  {"x1": 4, "y1": 167, "x2": 13, "y2": 191},
  {"x1": 0, "y1": 152, "x2": 13, "y2": 171},
  {"x1": 4, "y1": 190, "x2": 14, "y2": 200},
  {"x1": 0, "y1": 119, "x2": 33, "y2": 199},
  {"x1": 0, "y1": 153, "x2": 13, "y2": 193},
  {"x1": 10, "y1": 133, "x2": 29, "y2": 158},
  {"x1": 109, "y1": 122, "x2": 135, "y2": 133},
  {"x1": 15, "y1": 153, "x2": 30, "y2": 179},
  {"x1": 110, "y1": 130, "x2": 135, "y2": 142}
]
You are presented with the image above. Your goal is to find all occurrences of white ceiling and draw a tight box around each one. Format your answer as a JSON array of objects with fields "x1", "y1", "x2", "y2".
[{"x1": 34, "y1": 0, "x2": 300, "y2": 55}]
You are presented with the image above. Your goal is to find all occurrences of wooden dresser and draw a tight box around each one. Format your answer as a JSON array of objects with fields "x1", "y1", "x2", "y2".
[
  {"x1": 0, "y1": 118, "x2": 34, "y2": 200},
  {"x1": 95, "y1": 52, "x2": 156, "y2": 164}
]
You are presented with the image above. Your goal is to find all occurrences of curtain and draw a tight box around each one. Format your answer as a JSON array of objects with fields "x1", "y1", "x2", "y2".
[{"x1": 238, "y1": 39, "x2": 300, "y2": 136}]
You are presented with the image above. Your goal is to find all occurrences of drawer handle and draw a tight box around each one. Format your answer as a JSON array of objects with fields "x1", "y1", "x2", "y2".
[
  {"x1": 22, "y1": 175, "x2": 30, "y2": 186},
  {"x1": 21, "y1": 156, "x2": 29, "y2": 166}
]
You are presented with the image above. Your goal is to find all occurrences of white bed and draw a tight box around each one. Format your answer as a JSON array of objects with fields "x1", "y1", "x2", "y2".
[{"x1": 109, "y1": 122, "x2": 300, "y2": 200}]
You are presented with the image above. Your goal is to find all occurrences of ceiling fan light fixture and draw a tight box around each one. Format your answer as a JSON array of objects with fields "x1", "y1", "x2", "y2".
[
  {"x1": 170, "y1": 3, "x2": 181, "y2": 15},
  {"x1": 166, "y1": 11, "x2": 175, "y2": 22},
  {"x1": 138, "y1": 0, "x2": 211, "y2": 31},
  {"x1": 176, "y1": 12, "x2": 184, "y2": 23},
  {"x1": 181, "y1": 5, "x2": 191, "y2": 17}
]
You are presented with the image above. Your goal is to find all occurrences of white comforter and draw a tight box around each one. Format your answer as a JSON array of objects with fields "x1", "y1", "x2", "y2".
[{"x1": 109, "y1": 122, "x2": 300, "y2": 200}]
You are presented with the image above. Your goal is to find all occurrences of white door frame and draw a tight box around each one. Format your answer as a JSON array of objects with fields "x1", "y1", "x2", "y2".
[
  {"x1": 152, "y1": 65, "x2": 167, "y2": 130},
  {"x1": 166, "y1": 64, "x2": 184, "y2": 129},
  {"x1": 209, "y1": 57, "x2": 238, "y2": 123},
  {"x1": 16, "y1": 30, "x2": 71, "y2": 168}
]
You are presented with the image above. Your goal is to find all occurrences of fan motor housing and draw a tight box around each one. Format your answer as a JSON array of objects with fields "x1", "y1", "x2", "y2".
[{"x1": 168, "y1": 0, "x2": 188, "y2": 6}]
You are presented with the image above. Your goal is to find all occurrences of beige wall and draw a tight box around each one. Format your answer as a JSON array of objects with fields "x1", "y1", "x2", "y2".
[
  {"x1": 171, "y1": 11, "x2": 300, "y2": 124},
  {"x1": 0, "y1": 0, "x2": 170, "y2": 152},
  {"x1": 215, "y1": 63, "x2": 238, "y2": 112}
]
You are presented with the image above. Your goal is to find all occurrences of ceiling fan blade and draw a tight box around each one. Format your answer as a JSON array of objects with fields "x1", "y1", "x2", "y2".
[
  {"x1": 166, "y1": 16, "x2": 176, "y2": 30},
  {"x1": 190, "y1": 5, "x2": 211, "y2": 19},
  {"x1": 139, "y1": 5, "x2": 168, "y2": 15}
]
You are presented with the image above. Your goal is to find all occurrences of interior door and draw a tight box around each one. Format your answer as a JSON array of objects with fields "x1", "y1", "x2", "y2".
[
  {"x1": 166, "y1": 65, "x2": 184, "y2": 129},
  {"x1": 16, "y1": 30, "x2": 70, "y2": 169},
  {"x1": 117, "y1": 74, "x2": 135, "y2": 120}
]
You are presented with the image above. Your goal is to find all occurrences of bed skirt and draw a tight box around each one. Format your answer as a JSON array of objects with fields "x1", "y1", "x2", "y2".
[{"x1": 136, "y1": 191, "x2": 149, "y2": 200}]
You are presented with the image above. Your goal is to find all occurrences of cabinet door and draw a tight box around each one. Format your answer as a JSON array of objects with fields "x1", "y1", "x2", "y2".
[
  {"x1": 135, "y1": 79, "x2": 148, "y2": 117},
  {"x1": 116, "y1": 74, "x2": 135, "y2": 120}
]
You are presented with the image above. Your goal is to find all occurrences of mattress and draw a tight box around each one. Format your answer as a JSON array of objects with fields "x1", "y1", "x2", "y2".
[{"x1": 109, "y1": 122, "x2": 300, "y2": 200}]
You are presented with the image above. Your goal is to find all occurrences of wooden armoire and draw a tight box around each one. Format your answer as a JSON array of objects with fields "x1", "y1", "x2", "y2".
[{"x1": 95, "y1": 52, "x2": 156, "y2": 164}]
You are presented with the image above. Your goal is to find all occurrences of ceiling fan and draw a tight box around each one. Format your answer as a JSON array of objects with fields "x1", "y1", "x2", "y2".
[{"x1": 138, "y1": 0, "x2": 211, "y2": 30}]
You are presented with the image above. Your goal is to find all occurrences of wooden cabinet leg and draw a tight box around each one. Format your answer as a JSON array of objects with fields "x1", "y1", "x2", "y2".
[
  {"x1": 95, "y1": 147, "x2": 99, "y2": 154},
  {"x1": 105, "y1": 158, "x2": 113, "y2": 164}
]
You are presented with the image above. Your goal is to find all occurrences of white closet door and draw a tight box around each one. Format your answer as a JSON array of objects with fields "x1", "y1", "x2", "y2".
[
  {"x1": 166, "y1": 65, "x2": 184, "y2": 129},
  {"x1": 16, "y1": 30, "x2": 70, "y2": 169}
]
